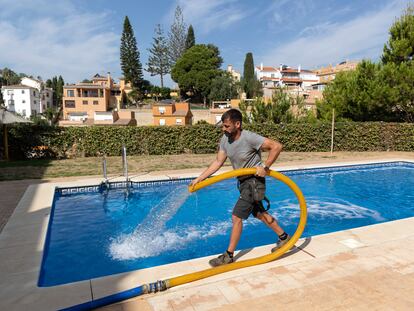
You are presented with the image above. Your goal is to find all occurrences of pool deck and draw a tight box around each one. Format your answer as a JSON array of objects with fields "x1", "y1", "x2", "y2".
[{"x1": 0, "y1": 155, "x2": 414, "y2": 310}]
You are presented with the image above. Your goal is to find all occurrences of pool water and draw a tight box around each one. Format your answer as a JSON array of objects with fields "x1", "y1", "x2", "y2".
[{"x1": 39, "y1": 162, "x2": 414, "y2": 286}]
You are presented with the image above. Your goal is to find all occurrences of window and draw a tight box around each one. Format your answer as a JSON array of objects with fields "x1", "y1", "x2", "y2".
[
  {"x1": 93, "y1": 100, "x2": 99, "y2": 105},
  {"x1": 32, "y1": 110, "x2": 36, "y2": 116},
  {"x1": 22, "y1": 100, "x2": 25, "y2": 103},
  {"x1": 67, "y1": 90, "x2": 75, "y2": 97},
  {"x1": 271, "y1": 74, "x2": 275, "y2": 78},
  {"x1": 7, "y1": 90, "x2": 13, "y2": 95},
  {"x1": 21, "y1": 90, "x2": 25, "y2": 94},
  {"x1": 34, "y1": 100, "x2": 36, "y2": 105},
  {"x1": 8, "y1": 100, "x2": 14, "y2": 105},
  {"x1": 83, "y1": 100, "x2": 88, "y2": 105},
  {"x1": 176, "y1": 118, "x2": 182, "y2": 125},
  {"x1": 159, "y1": 107, "x2": 166, "y2": 114},
  {"x1": 159, "y1": 119, "x2": 166, "y2": 126},
  {"x1": 33, "y1": 90, "x2": 36, "y2": 96},
  {"x1": 46, "y1": 93, "x2": 49, "y2": 97},
  {"x1": 22, "y1": 109, "x2": 26, "y2": 116},
  {"x1": 64, "y1": 100, "x2": 75, "y2": 108}
]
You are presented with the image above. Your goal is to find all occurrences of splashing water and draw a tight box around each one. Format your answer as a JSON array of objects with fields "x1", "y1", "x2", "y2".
[
  {"x1": 271, "y1": 197, "x2": 385, "y2": 223},
  {"x1": 109, "y1": 186, "x2": 232, "y2": 260}
]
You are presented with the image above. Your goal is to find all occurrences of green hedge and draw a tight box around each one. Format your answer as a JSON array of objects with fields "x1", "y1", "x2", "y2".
[{"x1": 1, "y1": 122, "x2": 413, "y2": 160}]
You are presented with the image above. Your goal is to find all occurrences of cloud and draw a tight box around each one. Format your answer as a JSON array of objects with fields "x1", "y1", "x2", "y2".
[
  {"x1": 167, "y1": 0, "x2": 249, "y2": 34},
  {"x1": 0, "y1": 0, "x2": 119, "y2": 83},
  {"x1": 260, "y1": 0, "x2": 407, "y2": 68}
]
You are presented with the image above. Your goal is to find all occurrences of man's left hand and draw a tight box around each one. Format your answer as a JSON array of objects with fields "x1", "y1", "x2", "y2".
[{"x1": 255, "y1": 166, "x2": 269, "y2": 177}]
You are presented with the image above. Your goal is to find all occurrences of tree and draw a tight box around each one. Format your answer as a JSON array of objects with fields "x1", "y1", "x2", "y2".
[
  {"x1": 171, "y1": 44, "x2": 223, "y2": 105},
  {"x1": 168, "y1": 5, "x2": 187, "y2": 65},
  {"x1": 120, "y1": 16, "x2": 144, "y2": 99},
  {"x1": 242, "y1": 53, "x2": 261, "y2": 98},
  {"x1": 147, "y1": 24, "x2": 170, "y2": 88},
  {"x1": 52, "y1": 76, "x2": 65, "y2": 124},
  {"x1": 185, "y1": 25, "x2": 195, "y2": 50},
  {"x1": 208, "y1": 72, "x2": 239, "y2": 101},
  {"x1": 1, "y1": 68, "x2": 21, "y2": 86},
  {"x1": 239, "y1": 88, "x2": 294, "y2": 124},
  {"x1": 382, "y1": 5, "x2": 414, "y2": 65}
]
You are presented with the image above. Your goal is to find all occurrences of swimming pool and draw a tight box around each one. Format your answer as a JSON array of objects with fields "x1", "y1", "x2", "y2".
[{"x1": 39, "y1": 161, "x2": 414, "y2": 286}]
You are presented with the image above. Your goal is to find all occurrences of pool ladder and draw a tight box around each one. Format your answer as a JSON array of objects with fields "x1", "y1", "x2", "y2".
[{"x1": 101, "y1": 145, "x2": 131, "y2": 191}]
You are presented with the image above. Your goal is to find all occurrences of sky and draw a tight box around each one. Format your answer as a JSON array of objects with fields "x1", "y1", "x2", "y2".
[{"x1": 0, "y1": 0, "x2": 410, "y2": 87}]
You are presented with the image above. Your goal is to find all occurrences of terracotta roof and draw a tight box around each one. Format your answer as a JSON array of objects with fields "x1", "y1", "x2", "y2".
[
  {"x1": 64, "y1": 85, "x2": 104, "y2": 89},
  {"x1": 256, "y1": 66, "x2": 277, "y2": 72},
  {"x1": 260, "y1": 77, "x2": 280, "y2": 81},
  {"x1": 281, "y1": 77, "x2": 302, "y2": 83},
  {"x1": 173, "y1": 110, "x2": 190, "y2": 116},
  {"x1": 281, "y1": 68, "x2": 300, "y2": 73}
]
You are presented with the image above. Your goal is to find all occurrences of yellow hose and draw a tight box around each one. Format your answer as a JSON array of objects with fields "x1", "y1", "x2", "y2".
[{"x1": 167, "y1": 168, "x2": 307, "y2": 288}]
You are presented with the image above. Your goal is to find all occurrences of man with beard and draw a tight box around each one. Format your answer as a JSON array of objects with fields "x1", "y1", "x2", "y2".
[{"x1": 189, "y1": 108, "x2": 290, "y2": 266}]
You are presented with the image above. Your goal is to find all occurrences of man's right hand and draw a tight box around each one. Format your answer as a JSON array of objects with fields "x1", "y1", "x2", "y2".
[{"x1": 189, "y1": 177, "x2": 202, "y2": 188}]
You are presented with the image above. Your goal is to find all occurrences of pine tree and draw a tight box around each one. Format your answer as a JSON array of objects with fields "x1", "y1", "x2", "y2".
[
  {"x1": 168, "y1": 5, "x2": 187, "y2": 65},
  {"x1": 120, "y1": 16, "x2": 144, "y2": 93},
  {"x1": 243, "y1": 52, "x2": 256, "y2": 98},
  {"x1": 382, "y1": 4, "x2": 414, "y2": 65},
  {"x1": 147, "y1": 24, "x2": 170, "y2": 88},
  {"x1": 185, "y1": 25, "x2": 195, "y2": 50}
]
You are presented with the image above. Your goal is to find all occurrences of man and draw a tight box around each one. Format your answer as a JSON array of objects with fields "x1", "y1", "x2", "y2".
[{"x1": 189, "y1": 108, "x2": 290, "y2": 267}]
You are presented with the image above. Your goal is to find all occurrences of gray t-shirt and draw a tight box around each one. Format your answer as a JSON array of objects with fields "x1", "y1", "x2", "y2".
[{"x1": 219, "y1": 130, "x2": 265, "y2": 170}]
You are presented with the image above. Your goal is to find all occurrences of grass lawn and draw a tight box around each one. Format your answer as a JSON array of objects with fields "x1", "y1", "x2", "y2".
[{"x1": 0, "y1": 151, "x2": 413, "y2": 181}]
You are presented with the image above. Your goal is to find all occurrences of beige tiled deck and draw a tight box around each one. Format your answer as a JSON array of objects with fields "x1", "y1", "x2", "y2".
[{"x1": 0, "y1": 156, "x2": 413, "y2": 310}]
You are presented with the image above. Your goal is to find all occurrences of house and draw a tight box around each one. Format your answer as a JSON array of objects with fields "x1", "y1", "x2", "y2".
[
  {"x1": 60, "y1": 73, "x2": 135, "y2": 126},
  {"x1": 314, "y1": 60, "x2": 358, "y2": 83},
  {"x1": 255, "y1": 63, "x2": 318, "y2": 100},
  {"x1": 227, "y1": 64, "x2": 241, "y2": 81},
  {"x1": 1, "y1": 77, "x2": 53, "y2": 118},
  {"x1": 152, "y1": 100, "x2": 193, "y2": 126}
]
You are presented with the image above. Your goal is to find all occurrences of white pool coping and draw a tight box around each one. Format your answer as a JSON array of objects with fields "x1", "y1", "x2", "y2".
[{"x1": 0, "y1": 158, "x2": 413, "y2": 310}]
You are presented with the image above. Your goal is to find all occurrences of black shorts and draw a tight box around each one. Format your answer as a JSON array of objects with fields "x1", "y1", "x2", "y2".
[{"x1": 233, "y1": 176, "x2": 266, "y2": 220}]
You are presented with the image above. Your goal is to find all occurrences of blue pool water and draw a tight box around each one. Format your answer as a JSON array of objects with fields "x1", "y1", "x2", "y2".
[{"x1": 39, "y1": 162, "x2": 414, "y2": 286}]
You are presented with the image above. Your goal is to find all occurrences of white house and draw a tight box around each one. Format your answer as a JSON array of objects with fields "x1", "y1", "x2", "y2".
[{"x1": 1, "y1": 77, "x2": 53, "y2": 118}]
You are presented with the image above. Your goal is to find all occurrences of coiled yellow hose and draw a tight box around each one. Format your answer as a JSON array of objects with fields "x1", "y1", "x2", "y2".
[{"x1": 167, "y1": 168, "x2": 307, "y2": 288}]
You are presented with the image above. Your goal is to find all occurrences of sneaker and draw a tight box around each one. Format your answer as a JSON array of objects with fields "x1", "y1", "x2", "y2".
[
  {"x1": 271, "y1": 234, "x2": 291, "y2": 253},
  {"x1": 209, "y1": 252, "x2": 234, "y2": 267}
]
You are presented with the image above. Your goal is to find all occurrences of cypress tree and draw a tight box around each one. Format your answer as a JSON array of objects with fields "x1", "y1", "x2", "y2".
[
  {"x1": 243, "y1": 52, "x2": 255, "y2": 98},
  {"x1": 120, "y1": 16, "x2": 144, "y2": 91},
  {"x1": 147, "y1": 24, "x2": 170, "y2": 88},
  {"x1": 185, "y1": 25, "x2": 195, "y2": 50}
]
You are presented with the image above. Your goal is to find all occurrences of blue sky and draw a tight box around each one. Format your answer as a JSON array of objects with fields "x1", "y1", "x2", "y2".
[{"x1": 0, "y1": 0, "x2": 409, "y2": 87}]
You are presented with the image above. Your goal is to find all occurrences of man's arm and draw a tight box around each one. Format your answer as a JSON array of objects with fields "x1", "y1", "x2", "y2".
[
  {"x1": 189, "y1": 150, "x2": 227, "y2": 187},
  {"x1": 256, "y1": 138, "x2": 283, "y2": 177}
]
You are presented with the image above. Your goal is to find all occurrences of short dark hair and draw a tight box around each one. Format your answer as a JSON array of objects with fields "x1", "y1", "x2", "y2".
[{"x1": 221, "y1": 108, "x2": 242, "y2": 124}]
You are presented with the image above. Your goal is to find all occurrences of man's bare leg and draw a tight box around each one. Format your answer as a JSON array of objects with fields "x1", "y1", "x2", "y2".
[
  {"x1": 227, "y1": 214, "x2": 243, "y2": 253},
  {"x1": 255, "y1": 211, "x2": 284, "y2": 235}
]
